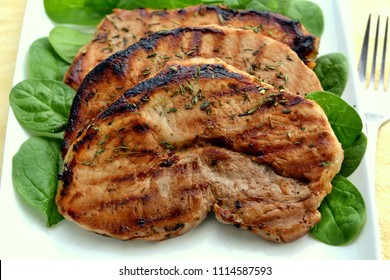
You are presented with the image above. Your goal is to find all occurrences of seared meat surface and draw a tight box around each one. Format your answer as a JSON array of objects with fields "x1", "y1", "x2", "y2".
[
  {"x1": 64, "y1": 5, "x2": 320, "y2": 89},
  {"x1": 57, "y1": 59, "x2": 343, "y2": 243},
  {"x1": 63, "y1": 25, "x2": 322, "y2": 156}
]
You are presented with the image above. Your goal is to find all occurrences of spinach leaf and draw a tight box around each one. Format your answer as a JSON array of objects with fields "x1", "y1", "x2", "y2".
[
  {"x1": 224, "y1": 0, "x2": 252, "y2": 8},
  {"x1": 44, "y1": 0, "x2": 119, "y2": 25},
  {"x1": 306, "y1": 91, "x2": 363, "y2": 149},
  {"x1": 245, "y1": 0, "x2": 292, "y2": 14},
  {"x1": 339, "y1": 132, "x2": 367, "y2": 177},
  {"x1": 9, "y1": 79, "x2": 75, "y2": 133},
  {"x1": 314, "y1": 53, "x2": 349, "y2": 96},
  {"x1": 244, "y1": 0, "x2": 323, "y2": 36},
  {"x1": 310, "y1": 175, "x2": 366, "y2": 245},
  {"x1": 12, "y1": 137, "x2": 64, "y2": 227},
  {"x1": 117, "y1": 0, "x2": 206, "y2": 9},
  {"x1": 28, "y1": 37, "x2": 69, "y2": 81},
  {"x1": 285, "y1": 1, "x2": 324, "y2": 37},
  {"x1": 49, "y1": 27, "x2": 92, "y2": 64}
]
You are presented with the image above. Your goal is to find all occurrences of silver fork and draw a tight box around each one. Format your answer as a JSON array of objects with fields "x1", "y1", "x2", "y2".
[{"x1": 357, "y1": 14, "x2": 389, "y2": 186}]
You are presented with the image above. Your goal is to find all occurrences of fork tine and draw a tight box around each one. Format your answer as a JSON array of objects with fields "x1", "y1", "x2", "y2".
[
  {"x1": 380, "y1": 16, "x2": 388, "y2": 89},
  {"x1": 358, "y1": 14, "x2": 371, "y2": 84},
  {"x1": 370, "y1": 16, "x2": 380, "y2": 87}
]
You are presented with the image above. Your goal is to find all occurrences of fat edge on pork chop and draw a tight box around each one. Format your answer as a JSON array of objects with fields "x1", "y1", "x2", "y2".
[
  {"x1": 62, "y1": 25, "x2": 322, "y2": 157},
  {"x1": 57, "y1": 58, "x2": 343, "y2": 243},
  {"x1": 64, "y1": 5, "x2": 320, "y2": 89}
]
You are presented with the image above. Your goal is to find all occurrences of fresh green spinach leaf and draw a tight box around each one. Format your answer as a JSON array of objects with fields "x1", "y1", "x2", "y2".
[
  {"x1": 9, "y1": 79, "x2": 75, "y2": 133},
  {"x1": 12, "y1": 137, "x2": 64, "y2": 227},
  {"x1": 339, "y1": 132, "x2": 367, "y2": 177},
  {"x1": 245, "y1": 0, "x2": 292, "y2": 14},
  {"x1": 310, "y1": 175, "x2": 366, "y2": 245},
  {"x1": 28, "y1": 37, "x2": 70, "y2": 81},
  {"x1": 306, "y1": 91, "x2": 363, "y2": 149},
  {"x1": 44, "y1": 0, "x2": 119, "y2": 25},
  {"x1": 224, "y1": 0, "x2": 252, "y2": 8},
  {"x1": 244, "y1": 0, "x2": 323, "y2": 36},
  {"x1": 285, "y1": 1, "x2": 324, "y2": 37},
  {"x1": 117, "y1": 0, "x2": 207, "y2": 9},
  {"x1": 314, "y1": 53, "x2": 349, "y2": 96},
  {"x1": 49, "y1": 27, "x2": 92, "y2": 64}
]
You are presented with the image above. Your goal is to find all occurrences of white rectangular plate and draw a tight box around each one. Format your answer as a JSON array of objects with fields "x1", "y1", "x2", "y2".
[{"x1": 0, "y1": 0, "x2": 382, "y2": 259}]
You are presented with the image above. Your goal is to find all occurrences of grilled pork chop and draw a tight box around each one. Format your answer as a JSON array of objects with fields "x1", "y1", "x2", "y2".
[
  {"x1": 57, "y1": 58, "x2": 343, "y2": 243},
  {"x1": 63, "y1": 25, "x2": 322, "y2": 156},
  {"x1": 64, "y1": 5, "x2": 320, "y2": 90}
]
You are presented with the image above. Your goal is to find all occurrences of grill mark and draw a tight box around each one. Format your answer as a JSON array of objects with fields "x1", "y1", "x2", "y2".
[
  {"x1": 202, "y1": 146, "x2": 232, "y2": 162},
  {"x1": 156, "y1": 159, "x2": 202, "y2": 180},
  {"x1": 232, "y1": 33, "x2": 241, "y2": 62},
  {"x1": 153, "y1": 10, "x2": 169, "y2": 17},
  {"x1": 205, "y1": 6, "x2": 239, "y2": 21},
  {"x1": 91, "y1": 194, "x2": 153, "y2": 219},
  {"x1": 121, "y1": 26, "x2": 225, "y2": 60},
  {"x1": 112, "y1": 174, "x2": 135, "y2": 183},
  {"x1": 208, "y1": 136, "x2": 234, "y2": 150},
  {"x1": 188, "y1": 30, "x2": 204, "y2": 57},
  {"x1": 316, "y1": 131, "x2": 333, "y2": 147},
  {"x1": 71, "y1": 129, "x2": 98, "y2": 152},
  {"x1": 133, "y1": 209, "x2": 185, "y2": 228},
  {"x1": 255, "y1": 143, "x2": 301, "y2": 159},
  {"x1": 289, "y1": 96, "x2": 305, "y2": 106},
  {"x1": 177, "y1": 8, "x2": 187, "y2": 15},
  {"x1": 67, "y1": 209, "x2": 81, "y2": 220},
  {"x1": 180, "y1": 182, "x2": 210, "y2": 196},
  {"x1": 63, "y1": 94, "x2": 83, "y2": 151},
  {"x1": 99, "y1": 96, "x2": 138, "y2": 119},
  {"x1": 59, "y1": 160, "x2": 76, "y2": 197},
  {"x1": 132, "y1": 123, "x2": 150, "y2": 134},
  {"x1": 107, "y1": 209, "x2": 189, "y2": 235},
  {"x1": 74, "y1": 159, "x2": 206, "y2": 224},
  {"x1": 64, "y1": 56, "x2": 84, "y2": 87},
  {"x1": 96, "y1": 63, "x2": 248, "y2": 119}
]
